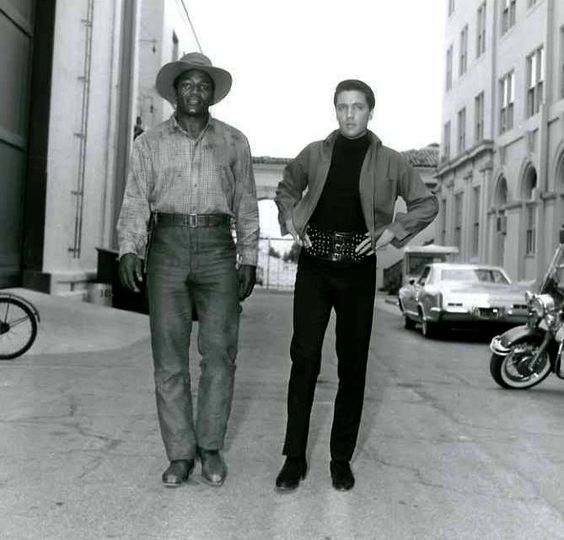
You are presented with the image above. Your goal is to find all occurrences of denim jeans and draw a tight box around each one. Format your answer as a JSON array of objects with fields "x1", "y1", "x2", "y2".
[
  {"x1": 282, "y1": 252, "x2": 376, "y2": 461},
  {"x1": 147, "y1": 223, "x2": 240, "y2": 461}
]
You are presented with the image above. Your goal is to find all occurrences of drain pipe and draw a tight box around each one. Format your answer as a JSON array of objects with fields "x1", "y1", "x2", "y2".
[{"x1": 69, "y1": 0, "x2": 95, "y2": 258}]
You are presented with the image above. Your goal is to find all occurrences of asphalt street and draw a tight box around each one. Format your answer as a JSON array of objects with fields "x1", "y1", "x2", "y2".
[{"x1": 1, "y1": 288, "x2": 564, "y2": 539}]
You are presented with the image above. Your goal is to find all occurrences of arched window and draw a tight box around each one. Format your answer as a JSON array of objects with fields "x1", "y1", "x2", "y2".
[
  {"x1": 522, "y1": 166, "x2": 537, "y2": 200},
  {"x1": 494, "y1": 176, "x2": 508, "y2": 206}
]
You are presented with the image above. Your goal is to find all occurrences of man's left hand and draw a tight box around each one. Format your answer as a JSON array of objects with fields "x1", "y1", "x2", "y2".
[
  {"x1": 238, "y1": 264, "x2": 256, "y2": 301},
  {"x1": 355, "y1": 229, "x2": 395, "y2": 256}
]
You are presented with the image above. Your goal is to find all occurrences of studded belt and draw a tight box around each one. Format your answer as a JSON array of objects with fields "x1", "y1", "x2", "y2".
[{"x1": 305, "y1": 226, "x2": 368, "y2": 263}]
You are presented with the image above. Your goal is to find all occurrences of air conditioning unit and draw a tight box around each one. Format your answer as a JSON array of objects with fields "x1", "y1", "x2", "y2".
[{"x1": 496, "y1": 215, "x2": 507, "y2": 235}]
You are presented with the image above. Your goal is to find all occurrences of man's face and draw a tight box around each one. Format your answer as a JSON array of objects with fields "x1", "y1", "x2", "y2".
[
  {"x1": 335, "y1": 90, "x2": 373, "y2": 139},
  {"x1": 175, "y1": 69, "x2": 214, "y2": 117}
]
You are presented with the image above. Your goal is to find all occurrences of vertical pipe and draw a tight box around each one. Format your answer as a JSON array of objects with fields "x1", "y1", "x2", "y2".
[{"x1": 70, "y1": 0, "x2": 95, "y2": 258}]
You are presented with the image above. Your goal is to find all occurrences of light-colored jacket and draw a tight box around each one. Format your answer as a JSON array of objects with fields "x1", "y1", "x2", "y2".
[{"x1": 275, "y1": 130, "x2": 438, "y2": 249}]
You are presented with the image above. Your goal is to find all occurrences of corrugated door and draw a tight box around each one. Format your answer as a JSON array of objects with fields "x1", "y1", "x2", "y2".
[{"x1": 0, "y1": 0, "x2": 35, "y2": 287}]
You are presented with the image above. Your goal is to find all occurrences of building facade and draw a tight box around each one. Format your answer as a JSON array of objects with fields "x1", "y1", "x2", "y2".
[
  {"x1": 437, "y1": 0, "x2": 564, "y2": 282},
  {"x1": 0, "y1": 0, "x2": 199, "y2": 296}
]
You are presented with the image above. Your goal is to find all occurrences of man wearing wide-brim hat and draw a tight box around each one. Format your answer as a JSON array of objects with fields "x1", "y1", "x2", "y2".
[{"x1": 117, "y1": 52, "x2": 259, "y2": 488}]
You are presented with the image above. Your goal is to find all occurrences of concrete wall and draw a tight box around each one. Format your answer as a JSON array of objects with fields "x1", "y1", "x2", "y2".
[{"x1": 44, "y1": 0, "x2": 124, "y2": 296}]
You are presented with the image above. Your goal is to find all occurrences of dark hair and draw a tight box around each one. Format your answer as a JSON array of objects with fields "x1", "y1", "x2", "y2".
[{"x1": 333, "y1": 79, "x2": 375, "y2": 110}]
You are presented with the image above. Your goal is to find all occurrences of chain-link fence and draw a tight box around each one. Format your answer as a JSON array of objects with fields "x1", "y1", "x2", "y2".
[{"x1": 256, "y1": 237, "x2": 299, "y2": 291}]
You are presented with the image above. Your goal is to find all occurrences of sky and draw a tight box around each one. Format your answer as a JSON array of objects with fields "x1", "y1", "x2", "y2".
[{"x1": 186, "y1": 0, "x2": 447, "y2": 158}]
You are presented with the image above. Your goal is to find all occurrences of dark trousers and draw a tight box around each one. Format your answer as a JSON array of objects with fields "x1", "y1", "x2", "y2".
[
  {"x1": 146, "y1": 224, "x2": 240, "y2": 461},
  {"x1": 282, "y1": 252, "x2": 376, "y2": 461}
]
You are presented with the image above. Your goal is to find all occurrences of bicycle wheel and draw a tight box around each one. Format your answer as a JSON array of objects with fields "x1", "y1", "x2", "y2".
[{"x1": 0, "y1": 297, "x2": 38, "y2": 360}]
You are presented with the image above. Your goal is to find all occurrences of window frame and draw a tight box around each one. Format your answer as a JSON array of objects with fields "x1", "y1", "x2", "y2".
[
  {"x1": 459, "y1": 25, "x2": 468, "y2": 76},
  {"x1": 457, "y1": 108, "x2": 466, "y2": 154},
  {"x1": 476, "y1": 2, "x2": 487, "y2": 58},
  {"x1": 499, "y1": 71, "x2": 515, "y2": 134},
  {"x1": 474, "y1": 91, "x2": 484, "y2": 144},
  {"x1": 527, "y1": 46, "x2": 544, "y2": 117}
]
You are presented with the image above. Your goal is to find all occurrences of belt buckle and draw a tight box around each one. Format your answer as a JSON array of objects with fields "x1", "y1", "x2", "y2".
[{"x1": 188, "y1": 214, "x2": 198, "y2": 228}]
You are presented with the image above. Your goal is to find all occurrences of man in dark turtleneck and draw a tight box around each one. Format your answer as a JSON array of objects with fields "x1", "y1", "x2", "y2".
[{"x1": 274, "y1": 79, "x2": 438, "y2": 492}]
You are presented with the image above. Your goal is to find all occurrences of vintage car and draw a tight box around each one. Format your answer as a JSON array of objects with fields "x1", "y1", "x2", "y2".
[{"x1": 397, "y1": 263, "x2": 529, "y2": 338}]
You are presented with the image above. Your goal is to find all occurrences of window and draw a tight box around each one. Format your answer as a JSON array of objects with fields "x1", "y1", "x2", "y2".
[
  {"x1": 500, "y1": 71, "x2": 515, "y2": 133},
  {"x1": 472, "y1": 186, "x2": 481, "y2": 256},
  {"x1": 528, "y1": 0, "x2": 539, "y2": 7},
  {"x1": 526, "y1": 206, "x2": 536, "y2": 254},
  {"x1": 477, "y1": 3, "x2": 486, "y2": 57},
  {"x1": 457, "y1": 108, "x2": 466, "y2": 153},
  {"x1": 441, "y1": 268, "x2": 509, "y2": 284},
  {"x1": 448, "y1": 0, "x2": 455, "y2": 16},
  {"x1": 560, "y1": 27, "x2": 564, "y2": 99},
  {"x1": 501, "y1": 0, "x2": 516, "y2": 35},
  {"x1": 459, "y1": 25, "x2": 468, "y2": 76},
  {"x1": 527, "y1": 47, "x2": 544, "y2": 117},
  {"x1": 474, "y1": 92, "x2": 484, "y2": 143},
  {"x1": 440, "y1": 198, "x2": 447, "y2": 245},
  {"x1": 454, "y1": 193, "x2": 463, "y2": 249},
  {"x1": 417, "y1": 266, "x2": 431, "y2": 286},
  {"x1": 446, "y1": 45, "x2": 453, "y2": 91},
  {"x1": 443, "y1": 121, "x2": 451, "y2": 161}
]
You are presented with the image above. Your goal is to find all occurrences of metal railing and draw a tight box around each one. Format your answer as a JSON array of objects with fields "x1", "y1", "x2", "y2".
[{"x1": 256, "y1": 237, "x2": 298, "y2": 291}]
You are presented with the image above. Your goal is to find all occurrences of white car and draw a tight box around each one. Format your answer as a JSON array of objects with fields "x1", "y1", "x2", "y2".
[{"x1": 398, "y1": 263, "x2": 529, "y2": 338}]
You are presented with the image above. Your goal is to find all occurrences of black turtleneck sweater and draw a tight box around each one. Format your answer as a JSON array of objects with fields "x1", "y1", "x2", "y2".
[{"x1": 308, "y1": 133, "x2": 370, "y2": 232}]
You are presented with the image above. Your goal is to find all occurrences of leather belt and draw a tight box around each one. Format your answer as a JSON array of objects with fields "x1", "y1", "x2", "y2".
[
  {"x1": 154, "y1": 212, "x2": 230, "y2": 228},
  {"x1": 305, "y1": 226, "x2": 367, "y2": 263}
]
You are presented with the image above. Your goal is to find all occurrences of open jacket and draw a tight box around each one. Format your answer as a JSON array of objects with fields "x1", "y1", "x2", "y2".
[{"x1": 275, "y1": 130, "x2": 439, "y2": 249}]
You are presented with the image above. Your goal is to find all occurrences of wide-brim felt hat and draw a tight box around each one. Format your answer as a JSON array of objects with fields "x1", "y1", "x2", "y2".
[{"x1": 156, "y1": 52, "x2": 232, "y2": 105}]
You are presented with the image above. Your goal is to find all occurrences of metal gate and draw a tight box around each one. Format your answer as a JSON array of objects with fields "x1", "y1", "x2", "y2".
[{"x1": 0, "y1": 0, "x2": 35, "y2": 287}]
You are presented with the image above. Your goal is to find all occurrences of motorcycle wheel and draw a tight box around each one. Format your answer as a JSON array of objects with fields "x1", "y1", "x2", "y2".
[{"x1": 490, "y1": 341, "x2": 551, "y2": 389}]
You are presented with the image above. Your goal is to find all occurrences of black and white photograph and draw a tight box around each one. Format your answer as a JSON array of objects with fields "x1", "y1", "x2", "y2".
[{"x1": 2, "y1": 0, "x2": 564, "y2": 538}]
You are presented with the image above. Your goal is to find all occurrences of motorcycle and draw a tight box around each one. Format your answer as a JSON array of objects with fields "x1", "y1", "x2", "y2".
[{"x1": 489, "y1": 228, "x2": 564, "y2": 389}]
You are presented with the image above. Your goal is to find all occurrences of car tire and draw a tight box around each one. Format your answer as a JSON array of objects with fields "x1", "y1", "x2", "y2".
[
  {"x1": 404, "y1": 315, "x2": 416, "y2": 330},
  {"x1": 419, "y1": 309, "x2": 440, "y2": 339}
]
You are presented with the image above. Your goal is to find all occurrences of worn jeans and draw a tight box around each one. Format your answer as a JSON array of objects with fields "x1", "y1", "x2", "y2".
[
  {"x1": 147, "y1": 223, "x2": 240, "y2": 461},
  {"x1": 282, "y1": 252, "x2": 376, "y2": 461}
]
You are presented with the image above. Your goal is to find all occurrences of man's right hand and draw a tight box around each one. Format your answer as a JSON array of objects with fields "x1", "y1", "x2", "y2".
[
  {"x1": 118, "y1": 253, "x2": 143, "y2": 293},
  {"x1": 286, "y1": 218, "x2": 311, "y2": 248}
]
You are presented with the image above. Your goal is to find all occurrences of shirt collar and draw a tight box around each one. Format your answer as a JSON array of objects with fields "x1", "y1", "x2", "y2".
[{"x1": 168, "y1": 113, "x2": 215, "y2": 141}]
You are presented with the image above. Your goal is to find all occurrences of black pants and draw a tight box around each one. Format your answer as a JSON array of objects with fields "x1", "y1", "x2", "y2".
[{"x1": 282, "y1": 252, "x2": 376, "y2": 461}]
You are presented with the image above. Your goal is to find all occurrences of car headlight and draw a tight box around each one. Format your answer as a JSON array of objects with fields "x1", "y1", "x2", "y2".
[{"x1": 529, "y1": 293, "x2": 556, "y2": 318}]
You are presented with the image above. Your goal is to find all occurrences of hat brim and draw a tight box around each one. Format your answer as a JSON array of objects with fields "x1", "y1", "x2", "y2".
[{"x1": 155, "y1": 62, "x2": 232, "y2": 105}]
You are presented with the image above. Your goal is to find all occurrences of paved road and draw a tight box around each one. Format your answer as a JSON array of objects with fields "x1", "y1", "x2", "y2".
[{"x1": 2, "y1": 290, "x2": 564, "y2": 539}]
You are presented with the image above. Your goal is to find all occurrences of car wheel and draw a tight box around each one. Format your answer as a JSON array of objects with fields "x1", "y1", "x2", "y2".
[
  {"x1": 404, "y1": 314, "x2": 416, "y2": 330},
  {"x1": 420, "y1": 311, "x2": 440, "y2": 339}
]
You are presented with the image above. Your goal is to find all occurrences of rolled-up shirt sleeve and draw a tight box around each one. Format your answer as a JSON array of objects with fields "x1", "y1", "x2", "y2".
[
  {"x1": 232, "y1": 135, "x2": 259, "y2": 266},
  {"x1": 116, "y1": 137, "x2": 152, "y2": 259}
]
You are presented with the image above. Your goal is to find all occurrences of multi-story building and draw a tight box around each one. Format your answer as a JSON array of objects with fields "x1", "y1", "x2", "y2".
[
  {"x1": 0, "y1": 0, "x2": 199, "y2": 296},
  {"x1": 436, "y1": 0, "x2": 564, "y2": 282}
]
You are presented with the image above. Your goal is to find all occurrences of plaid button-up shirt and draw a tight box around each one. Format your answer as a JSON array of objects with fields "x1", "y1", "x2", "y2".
[{"x1": 117, "y1": 115, "x2": 259, "y2": 266}]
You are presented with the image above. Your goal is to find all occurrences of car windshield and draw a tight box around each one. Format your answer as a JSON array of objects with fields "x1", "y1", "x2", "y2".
[{"x1": 440, "y1": 268, "x2": 509, "y2": 284}]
